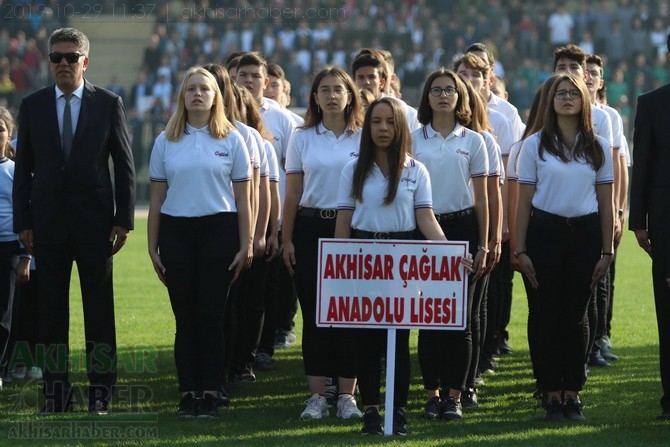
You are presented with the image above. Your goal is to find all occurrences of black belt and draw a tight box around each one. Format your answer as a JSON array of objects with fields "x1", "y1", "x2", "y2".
[
  {"x1": 531, "y1": 208, "x2": 598, "y2": 226},
  {"x1": 298, "y1": 207, "x2": 337, "y2": 219},
  {"x1": 435, "y1": 207, "x2": 474, "y2": 222},
  {"x1": 351, "y1": 229, "x2": 414, "y2": 240}
]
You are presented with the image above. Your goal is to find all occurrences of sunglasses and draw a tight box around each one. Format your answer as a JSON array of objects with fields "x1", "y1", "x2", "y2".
[{"x1": 48, "y1": 52, "x2": 84, "y2": 64}]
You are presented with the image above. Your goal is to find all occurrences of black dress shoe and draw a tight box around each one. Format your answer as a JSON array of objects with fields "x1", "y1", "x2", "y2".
[
  {"x1": 38, "y1": 399, "x2": 73, "y2": 415},
  {"x1": 657, "y1": 410, "x2": 670, "y2": 420},
  {"x1": 588, "y1": 351, "x2": 611, "y2": 367},
  {"x1": 89, "y1": 399, "x2": 109, "y2": 415}
]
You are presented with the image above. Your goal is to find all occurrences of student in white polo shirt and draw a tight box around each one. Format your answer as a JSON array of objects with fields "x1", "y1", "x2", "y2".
[
  {"x1": 230, "y1": 83, "x2": 284, "y2": 375},
  {"x1": 335, "y1": 97, "x2": 453, "y2": 436},
  {"x1": 236, "y1": 52, "x2": 299, "y2": 357},
  {"x1": 515, "y1": 73, "x2": 613, "y2": 422},
  {"x1": 459, "y1": 76, "x2": 503, "y2": 409},
  {"x1": 281, "y1": 67, "x2": 364, "y2": 422},
  {"x1": 411, "y1": 68, "x2": 489, "y2": 422},
  {"x1": 506, "y1": 77, "x2": 558, "y2": 402},
  {"x1": 147, "y1": 67, "x2": 253, "y2": 419}
]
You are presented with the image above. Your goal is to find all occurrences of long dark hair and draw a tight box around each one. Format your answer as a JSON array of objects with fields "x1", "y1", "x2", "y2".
[
  {"x1": 301, "y1": 66, "x2": 363, "y2": 129},
  {"x1": 539, "y1": 73, "x2": 604, "y2": 170},
  {"x1": 352, "y1": 98, "x2": 410, "y2": 205}
]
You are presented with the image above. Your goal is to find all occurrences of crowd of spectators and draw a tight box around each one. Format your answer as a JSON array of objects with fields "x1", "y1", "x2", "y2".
[{"x1": 1, "y1": 0, "x2": 670, "y2": 177}]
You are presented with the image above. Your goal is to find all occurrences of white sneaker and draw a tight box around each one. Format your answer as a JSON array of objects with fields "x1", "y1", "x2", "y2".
[
  {"x1": 27, "y1": 367, "x2": 43, "y2": 380},
  {"x1": 11, "y1": 366, "x2": 26, "y2": 380},
  {"x1": 300, "y1": 393, "x2": 328, "y2": 419},
  {"x1": 336, "y1": 393, "x2": 363, "y2": 419}
]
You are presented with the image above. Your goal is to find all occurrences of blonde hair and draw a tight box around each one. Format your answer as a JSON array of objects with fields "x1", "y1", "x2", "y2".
[
  {"x1": 0, "y1": 107, "x2": 15, "y2": 159},
  {"x1": 165, "y1": 67, "x2": 234, "y2": 141}
]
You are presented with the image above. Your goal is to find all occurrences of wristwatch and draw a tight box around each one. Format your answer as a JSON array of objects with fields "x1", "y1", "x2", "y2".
[
  {"x1": 513, "y1": 250, "x2": 526, "y2": 258},
  {"x1": 617, "y1": 209, "x2": 624, "y2": 218}
]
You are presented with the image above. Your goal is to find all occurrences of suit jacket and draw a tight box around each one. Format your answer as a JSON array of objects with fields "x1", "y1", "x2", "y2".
[
  {"x1": 13, "y1": 79, "x2": 135, "y2": 245},
  {"x1": 630, "y1": 83, "x2": 670, "y2": 276}
]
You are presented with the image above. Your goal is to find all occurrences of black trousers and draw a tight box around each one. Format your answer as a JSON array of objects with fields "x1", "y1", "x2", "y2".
[
  {"x1": 34, "y1": 234, "x2": 116, "y2": 405},
  {"x1": 0, "y1": 240, "x2": 19, "y2": 370},
  {"x1": 231, "y1": 255, "x2": 269, "y2": 371},
  {"x1": 523, "y1": 211, "x2": 601, "y2": 393},
  {"x1": 356, "y1": 328, "x2": 410, "y2": 407},
  {"x1": 160, "y1": 213, "x2": 238, "y2": 392},
  {"x1": 418, "y1": 211, "x2": 479, "y2": 392},
  {"x1": 292, "y1": 214, "x2": 356, "y2": 378},
  {"x1": 7, "y1": 269, "x2": 40, "y2": 371}
]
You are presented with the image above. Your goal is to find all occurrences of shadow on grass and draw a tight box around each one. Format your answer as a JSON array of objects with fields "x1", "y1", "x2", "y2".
[{"x1": 1, "y1": 342, "x2": 669, "y2": 446}]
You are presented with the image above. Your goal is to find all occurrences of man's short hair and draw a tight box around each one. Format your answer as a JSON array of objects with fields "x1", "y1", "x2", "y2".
[
  {"x1": 585, "y1": 54, "x2": 604, "y2": 76},
  {"x1": 49, "y1": 27, "x2": 90, "y2": 56},
  {"x1": 236, "y1": 51, "x2": 268, "y2": 76},
  {"x1": 351, "y1": 51, "x2": 388, "y2": 80},
  {"x1": 553, "y1": 44, "x2": 586, "y2": 71},
  {"x1": 465, "y1": 42, "x2": 494, "y2": 66},
  {"x1": 267, "y1": 63, "x2": 286, "y2": 80}
]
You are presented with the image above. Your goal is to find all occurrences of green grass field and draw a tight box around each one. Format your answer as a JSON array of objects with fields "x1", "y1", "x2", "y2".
[{"x1": 1, "y1": 216, "x2": 668, "y2": 446}]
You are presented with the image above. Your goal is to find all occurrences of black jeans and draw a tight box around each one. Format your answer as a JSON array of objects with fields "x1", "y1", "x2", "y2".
[
  {"x1": 523, "y1": 210, "x2": 601, "y2": 393},
  {"x1": 160, "y1": 213, "x2": 238, "y2": 392},
  {"x1": 418, "y1": 211, "x2": 479, "y2": 392},
  {"x1": 293, "y1": 213, "x2": 356, "y2": 378}
]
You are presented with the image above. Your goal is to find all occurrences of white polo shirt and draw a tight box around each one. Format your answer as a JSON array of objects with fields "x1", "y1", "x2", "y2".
[
  {"x1": 149, "y1": 124, "x2": 251, "y2": 217},
  {"x1": 482, "y1": 130, "x2": 502, "y2": 179},
  {"x1": 235, "y1": 121, "x2": 261, "y2": 170},
  {"x1": 517, "y1": 131, "x2": 614, "y2": 217},
  {"x1": 506, "y1": 139, "x2": 523, "y2": 181},
  {"x1": 264, "y1": 139, "x2": 280, "y2": 182},
  {"x1": 595, "y1": 103, "x2": 623, "y2": 150},
  {"x1": 260, "y1": 99, "x2": 297, "y2": 205},
  {"x1": 285, "y1": 122, "x2": 361, "y2": 209},
  {"x1": 412, "y1": 123, "x2": 488, "y2": 214},
  {"x1": 488, "y1": 108, "x2": 515, "y2": 157},
  {"x1": 592, "y1": 106, "x2": 613, "y2": 149},
  {"x1": 337, "y1": 156, "x2": 433, "y2": 232},
  {"x1": 244, "y1": 125, "x2": 269, "y2": 177},
  {"x1": 488, "y1": 93, "x2": 525, "y2": 141}
]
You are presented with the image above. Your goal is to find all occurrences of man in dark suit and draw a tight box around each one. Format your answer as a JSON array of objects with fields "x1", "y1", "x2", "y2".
[
  {"x1": 630, "y1": 31, "x2": 670, "y2": 421},
  {"x1": 12, "y1": 28, "x2": 135, "y2": 415}
]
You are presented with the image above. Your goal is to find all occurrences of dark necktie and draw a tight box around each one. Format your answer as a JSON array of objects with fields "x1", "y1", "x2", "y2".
[{"x1": 62, "y1": 93, "x2": 73, "y2": 159}]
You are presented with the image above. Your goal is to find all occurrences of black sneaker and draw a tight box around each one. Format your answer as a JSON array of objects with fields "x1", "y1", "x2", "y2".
[
  {"x1": 361, "y1": 407, "x2": 383, "y2": 435},
  {"x1": 564, "y1": 397, "x2": 586, "y2": 421},
  {"x1": 235, "y1": 366, "x2": 257, "y2": 383},
  {"x1": 88, "y1": 399, "x2": 109, "y2": 415},
  {"x1": 499, "y1": 339, "x2": 513, "y2": 355},
  {"x1": 324, "y1": 385, "x2": 338, "y2": 407},
  {"x1": 198, "y1": 393, "x2": 219, "y2": 418},
  {"x1": 176, "y1": 392, "x2": 198, "y2": 418},
  {"x1": 588, "y1": 350, "x2": 611, "y2": 367},
  {"x1": 421, "y1": 396, "x2": 441, "y2": 420},
  {"x1": 254, "y1": 352, "x2": 277, "y2": 371},
  {"x1": 217, "y1": 385, "x2": 230, "y2": 407},
  {"x1": 461, "y1": 388, "x2": 479, "y2": 409},
  {"x1": 544, "y1": 397, "x2": 565, "y2": 422},
  {"x1": 441, "y1": 396, "x2": 463, "y2": 420},
  {"x1": 393, "y1": 408, "x2": 407, "y2": 436}
]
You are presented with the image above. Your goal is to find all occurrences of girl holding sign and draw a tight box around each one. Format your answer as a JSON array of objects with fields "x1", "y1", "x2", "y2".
[
  {"x1": 282, "y1": 66, "x2": 364, "y2": 421},
  {"x1": 411, "y1": 68, "x2": 489, "y2": 421},
  {"x1": 335, "y1": 97, "x2": 450, "y2": 435},
  {"x1": 515, "y1": 73, "x2": 613, "y2": 422}
]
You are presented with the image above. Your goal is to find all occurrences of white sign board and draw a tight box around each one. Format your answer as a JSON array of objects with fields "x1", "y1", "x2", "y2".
[{"x1": 317, "y1": 238, "x2": 469, "y2": 330}]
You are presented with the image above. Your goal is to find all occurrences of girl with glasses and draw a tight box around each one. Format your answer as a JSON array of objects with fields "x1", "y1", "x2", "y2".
[
  {"x1": 411, "y1": 68, "x2": 489, "y2": 422},
  {"x1": 281, "y1": 66, "x2": 364, "y2": 421},
  {"x1": 515, "y1": 73, "x2": 614, "y2": 422}
]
